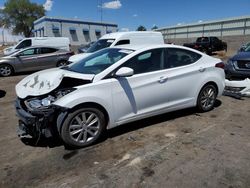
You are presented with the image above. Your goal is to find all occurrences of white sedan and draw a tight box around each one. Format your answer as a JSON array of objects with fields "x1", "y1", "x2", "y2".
[{"x1": 15, "y1": 44, "x2": 225, "y2": 148}]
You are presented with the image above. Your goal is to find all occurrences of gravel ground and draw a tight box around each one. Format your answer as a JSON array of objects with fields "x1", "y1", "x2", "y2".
[{"x1": 0, "y1": 53, "x2": 250, "y2": 188}]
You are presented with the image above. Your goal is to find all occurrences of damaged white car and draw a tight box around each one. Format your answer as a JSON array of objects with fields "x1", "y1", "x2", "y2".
[
  {"x1": 224, "y1": 78, "x2": 250, "y2": 98},
  {"x1": 15, "y1": 44, "x2": 225, "y2": 148}
]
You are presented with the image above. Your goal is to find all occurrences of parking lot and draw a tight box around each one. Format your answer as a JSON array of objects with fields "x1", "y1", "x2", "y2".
[{"x1": 0, "y1": 62, "x2": 250, "y2": 187}]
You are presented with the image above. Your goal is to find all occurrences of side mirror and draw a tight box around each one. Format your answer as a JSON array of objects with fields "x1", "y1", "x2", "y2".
[{"x1": 115, "y1": 67, "x2": 134, "y2": 77}]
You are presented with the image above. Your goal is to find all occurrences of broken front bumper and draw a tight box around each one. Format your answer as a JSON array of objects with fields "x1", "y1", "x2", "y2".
[
  {"x1": 15, "y1": 98, "x2": 67, "y2": 139},
  {"x1": 223, "y1": 79, "x2": 250, "y2": 98}
]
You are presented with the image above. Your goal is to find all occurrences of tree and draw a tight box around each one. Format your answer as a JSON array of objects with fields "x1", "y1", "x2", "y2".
[
  {"x1": 136, "y1": 25, "x2": 147, "y2": 31},
  {"x1": 151, "y1": 25, "x2": 158, "y2": 30},
  {"x1": 0, "y1": 0, "x2": 45, "y2": 37}
]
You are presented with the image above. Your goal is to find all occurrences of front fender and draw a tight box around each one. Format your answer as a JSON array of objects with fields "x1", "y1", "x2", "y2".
[{"x1": 53, "y1": 80, "x2": 114, "y2": 127}]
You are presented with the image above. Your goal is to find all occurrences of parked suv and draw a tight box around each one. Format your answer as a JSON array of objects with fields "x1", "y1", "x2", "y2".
[
  {"x1": 225, "y1": 45, "x2": 250, "y2": 79},
  {"x1": 0, "y1": 46, "x2": 74, "y2": 76},
  {"x1": 15, "y1": 44, "x2": 225, "y2": 148}
]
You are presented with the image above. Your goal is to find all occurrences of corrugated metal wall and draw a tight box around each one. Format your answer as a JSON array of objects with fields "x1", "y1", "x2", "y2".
[{"x1": 157, "y1": 16, "x2": 250, "y2": 40}]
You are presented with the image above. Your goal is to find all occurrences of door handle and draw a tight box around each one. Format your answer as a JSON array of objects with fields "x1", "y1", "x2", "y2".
[
  {"x1": 199, "y1": 67, "x2": 206, "y2": 72},
  {"x1": 158, "y1": 76, "x2": 168, "y2": 83}
]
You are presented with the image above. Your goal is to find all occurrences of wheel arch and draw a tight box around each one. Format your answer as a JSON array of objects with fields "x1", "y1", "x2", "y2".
[
  {"x1": 57, "y1": 101, "x2": 110, "y2": 134},
  {"x1": 0, "y1": 63, "x2": 15, "y2": 74},
  {"x1": 196, "y1": 81, "x2": 218, "y2": 105}
]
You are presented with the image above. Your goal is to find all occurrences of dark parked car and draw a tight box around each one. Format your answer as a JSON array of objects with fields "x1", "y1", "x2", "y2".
[
  {"x1": 239, "y1": 42, "x2": 250, "y2": 52},
  {"x1": 0, "y1": 46, "x2": 74, "y2": 76},
  {"x1": 225, "y1": 45, "x2": 250, "y2": 79},
  {"x1": 183, "y1": 36, "x2": 227, "y2": 55}
]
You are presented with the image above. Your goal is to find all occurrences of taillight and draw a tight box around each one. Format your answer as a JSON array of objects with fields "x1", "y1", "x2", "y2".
[{"x1": 215, "y1": 62, "x2": 225, "y2": 69}]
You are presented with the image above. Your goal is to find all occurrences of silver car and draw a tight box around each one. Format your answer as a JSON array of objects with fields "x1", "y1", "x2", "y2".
[{"x1": 0, "y1": 46, "x2": 74, "y2": 76}]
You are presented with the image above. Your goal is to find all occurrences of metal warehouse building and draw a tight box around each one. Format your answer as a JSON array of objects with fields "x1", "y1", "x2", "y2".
[
  {"x1": 33, "y1": 16, "x2": 118, "y2": 46},
  {"x1": 156, "y1": 16, "x2": 250, "y2": 51}
]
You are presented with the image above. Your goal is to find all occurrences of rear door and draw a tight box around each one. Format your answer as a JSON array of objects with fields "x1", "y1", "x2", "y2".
[
  {"x1": 35, "y1": 47, "x2": 59, "y2": 69},
  {"x1": 162, "y1": 48, "x2": 203, "y2": 107}
]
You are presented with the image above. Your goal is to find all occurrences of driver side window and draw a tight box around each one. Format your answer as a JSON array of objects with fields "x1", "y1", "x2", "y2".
[
  {"x1": 122, "y1": 48, "x2": 164, "y2": 74},
  {"x1": 15, "y1": 39, "x2": 32, "y2": 49},
  {"x1": 18, "y1": 48, "x2": 38, "y2": 56}
]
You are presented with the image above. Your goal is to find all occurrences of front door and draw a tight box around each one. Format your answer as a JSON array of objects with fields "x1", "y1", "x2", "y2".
[
  {"x1": 16, "y1": 48, "x2": 41, "y2": 71},
  {"x1": 111, "y1": 48, "x2": 169, "y2": 123}
]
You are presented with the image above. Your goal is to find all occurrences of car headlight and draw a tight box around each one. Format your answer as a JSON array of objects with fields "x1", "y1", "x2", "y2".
[{"x1": 24, "y1": 88, "x2": 76, "y2": 110}]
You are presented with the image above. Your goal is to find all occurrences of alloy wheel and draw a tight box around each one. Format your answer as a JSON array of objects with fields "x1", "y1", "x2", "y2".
[
  {"x1": 200, "y1": 86, "x2": 216, "y2": 111},
  {"x1": 69, "y1": 111, "x2": 100, "y2": 144},
  {"x1": 0, "y1": 65, "x2": 12, "y2": 76}
]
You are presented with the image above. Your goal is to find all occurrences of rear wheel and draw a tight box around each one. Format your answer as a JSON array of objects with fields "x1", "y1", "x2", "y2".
[
  {"x1": 61, "y1": 108, "x2": 106, "y2": 148},
  {"x1": 0, "y1": 64, "x2": 13, "y2": 77},
  {"x1": 57, "y1": 60, "x2": 68, "y2": 67},
  {"x1": 197, "y1": 84, "x2": 217, "y2": 112}
]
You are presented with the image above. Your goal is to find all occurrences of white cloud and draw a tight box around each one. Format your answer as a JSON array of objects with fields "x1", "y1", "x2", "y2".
[
  {"x1": 43, "y1": 0, "x2": 53, "y2": 11},
  {"x1": 198, "y1": 20, "x2": 203, "y2": 23},
  {"x1": 102, "y1": 0, "x2": 122, "y2": 9},
  {"x1": 133, "y1": 14, "x2": 138, "y2": 17},
  {"x1": 0, "y1": 6, "x2": 5, "y2": 10}
]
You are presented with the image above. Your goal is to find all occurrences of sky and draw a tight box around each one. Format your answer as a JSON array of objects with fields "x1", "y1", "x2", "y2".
[{"x1": 0, "y1": 0, "x2": 250, "y2": 42}]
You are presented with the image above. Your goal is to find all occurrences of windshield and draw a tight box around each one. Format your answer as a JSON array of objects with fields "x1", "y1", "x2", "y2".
[
  {"x1": 66, "y1": 48, "x2": 133, "y2": 74},
  {"x1": 86, "y1": 39, "x2": 115, "y2": 53},
  {"x1": 244, "y1": 45, "x2": 250, "y2": 52}
]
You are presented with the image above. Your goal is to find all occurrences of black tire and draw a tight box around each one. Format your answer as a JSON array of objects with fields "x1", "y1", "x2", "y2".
[
  {"x1": 61, "y1": 107, "x2": 106, "y2": 148},
  {"x1": 57, "y1": 60, "x2": 68, "y2": 67},
  {"x1": 0, "y1": 64, "x2": 14, "y2": 77},
  {"x1": 197, "y1": 84, "x2": 217, "y2": 112}
]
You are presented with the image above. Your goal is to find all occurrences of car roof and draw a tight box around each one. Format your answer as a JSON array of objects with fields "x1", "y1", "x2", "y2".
[
  {"x1": 111, "y1": 44, "x2": 200, "y2": 53},
  {"x1": 100, "y1": 31, "x2": 162, "y2": 39}
]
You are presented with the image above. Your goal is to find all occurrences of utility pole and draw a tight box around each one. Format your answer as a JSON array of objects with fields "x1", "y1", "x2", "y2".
[
  {"x1": 100, "y1": 0, "x2": 103, "y2": 23},
  {"x1": 2, "y1": 25, "x2": 4, "y2": 46}
]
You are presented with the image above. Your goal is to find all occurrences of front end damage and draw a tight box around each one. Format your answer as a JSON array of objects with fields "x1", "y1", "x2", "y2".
[
  {"x1": 15, "y1": 98, "x2": 67, "y2": 139},
  {"x1": 223, "y1": 78, "x2": 250, "y2": 98},
  {"x1": 14, "y1": 68, "x2": 94, "y2": 141}
]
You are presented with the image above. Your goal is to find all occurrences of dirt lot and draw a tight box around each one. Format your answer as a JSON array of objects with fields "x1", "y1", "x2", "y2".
[{"x1": 0, "y1": 55, "x2": 250, "y2": 188}]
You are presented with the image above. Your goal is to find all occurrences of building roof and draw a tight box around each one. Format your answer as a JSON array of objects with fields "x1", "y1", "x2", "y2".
[
  {"x1": 34, "y1": 16, "x2": 118, "y2": 27},
  {"x1": 156, "y1": 15, "x2": 250, "y2": 31}
]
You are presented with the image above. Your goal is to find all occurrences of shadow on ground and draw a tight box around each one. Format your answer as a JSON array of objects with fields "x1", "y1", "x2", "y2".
[
  {"x1": 0, "y1": 90, "x2": 6, "y2": 98},
  {"x1": 20, "y1": 100, "x2": 222, "y2": 149}
]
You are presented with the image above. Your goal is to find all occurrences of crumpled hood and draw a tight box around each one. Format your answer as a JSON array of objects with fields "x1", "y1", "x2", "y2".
[
  {"x1": 68, "y1": 53, "x2": 91, "y2": 63},
  {"x1": 16, "y1": 68, "x2": 95, "y2": 99}
]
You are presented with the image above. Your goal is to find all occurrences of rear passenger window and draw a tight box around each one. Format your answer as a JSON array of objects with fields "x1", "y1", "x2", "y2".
[
  {"x1": 122, "y1": 48, "x2": 164, "y2": 74},
  {"x1": 164, "y1": 48, "x2": 201, "y2": 69},
  {"x1": 115, "y1": 40, "x2": 130, "y2": 46},
  {"x1": 41, "y1": 48, "x2": 58, "y2": 54}
]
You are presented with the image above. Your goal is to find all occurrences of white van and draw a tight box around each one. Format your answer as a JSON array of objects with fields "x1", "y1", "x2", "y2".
[
  {"x1": 3, "y1": 37, "x2": 70, "y2": 55},
  {"x1": 69, "y1": 31, "x2": 164, "y2": 63}
]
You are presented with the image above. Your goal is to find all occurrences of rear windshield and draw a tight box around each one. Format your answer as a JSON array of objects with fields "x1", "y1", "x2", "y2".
[
  {"x1": 86, "y1": 39, "x2": 115, "y2": 53},
  {"x1": 65, "y1": 48, "x2": 133, "y2": 75}
]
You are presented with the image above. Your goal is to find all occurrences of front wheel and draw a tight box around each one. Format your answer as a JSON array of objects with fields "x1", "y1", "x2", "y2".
[
  {"x1": 60, "y1": 108, "x2": 106, "y2": 148},
  {"x1": 0, "y1": 64, "x2": 13, "y2": 77},
  {"x1": 197, "y1": 84, "x2": 217, "y2": 112}
]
